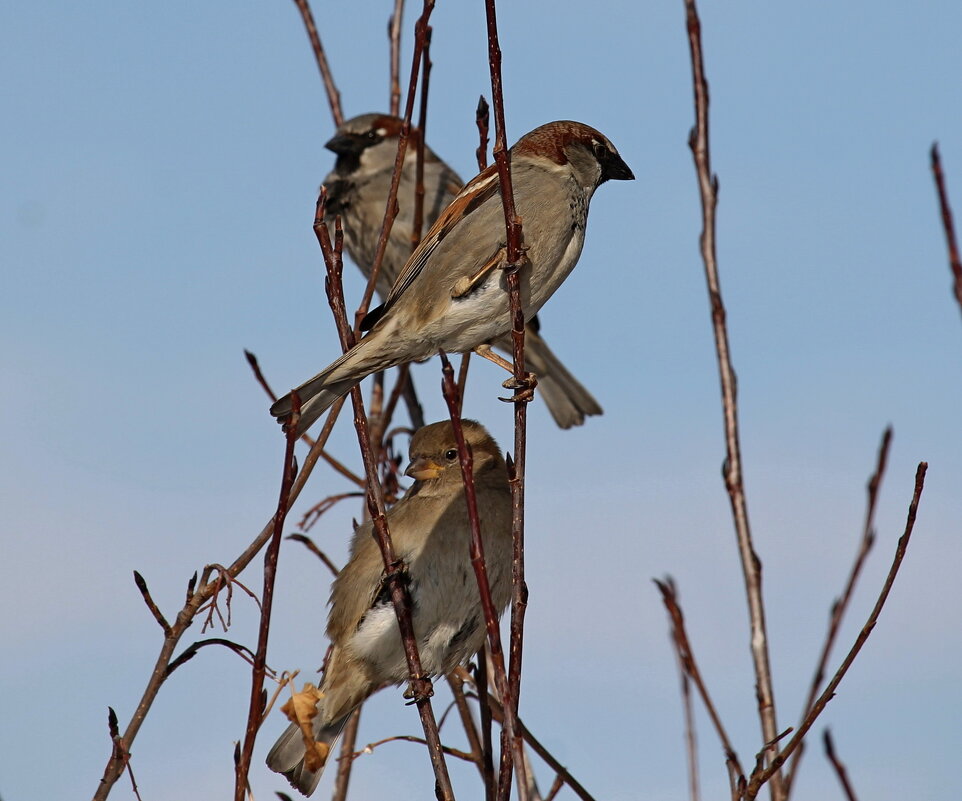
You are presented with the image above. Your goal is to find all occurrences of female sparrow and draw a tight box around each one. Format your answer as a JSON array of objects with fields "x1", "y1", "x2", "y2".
[
  {"x1": 265, "y1": 420, "x2": 512, "y2": 795},
  {"x1": 321, "y1": 113, "x2": 603, "y2": 429},
  {"x1": 273, "y1": 119, "x2": 633, "y2": 437}
]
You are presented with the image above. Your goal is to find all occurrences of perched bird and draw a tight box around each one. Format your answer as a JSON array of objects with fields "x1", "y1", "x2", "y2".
[
  {"x1": 320, "y1": 113, "x2": 603, "y2": 430},
  {"x1": 273, "y1": 119, "x2": 634, "y2": 437},
  {"x1": 265, "y1": 420, "x2": 512, "y2": 795}
]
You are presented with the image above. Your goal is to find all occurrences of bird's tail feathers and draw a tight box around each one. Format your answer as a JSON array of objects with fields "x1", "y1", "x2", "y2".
[
  {"x1": 500, "y1": 329, "x2": 602, "y2": 429},
  {"x1": 265, "y1": 713, "x2": 350, "y2": 797}
]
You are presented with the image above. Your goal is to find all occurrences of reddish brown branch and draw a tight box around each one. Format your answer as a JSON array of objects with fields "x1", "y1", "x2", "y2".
[
  {"x1": 297, "y1": 491, "x2": 365, "y2": 533},
  {"x1": 356, "y1": 0, "x2": 436, "y2": 331},
  {"x1": 822, "y1": 730, "x2": 859, "y2": 801},
  {"x1": 317, "y1": 208, "x2": 455, "y2": 799},
  {"x1": 411, "y1": 26, "x2": 432, "y2": 248},
  {"x1": 285, "y1": 533, "x2": 341, "y2": 578},
  {"x1": 481, "y1": 3, "x2": 530, "y2": 797},
  {"x1": 345, "y1": 735, "x2": 476, "y2": 764},
  {"x1": 745, "y1": 463, "x2": 928, "y2": 798},
  {"x1": 683, "y1": 2, "x2": 782, "y2": 792},
  {"x1": 234, "y1": 391, "x2": 301, "y2": 800},
  {"x1": 476, "y1": 649, "x2": 496, "y2": 801},
  {"x1": 290, "y1": 0, "x2": 343, "y2": 127},
  {"x1": 331, "y1": 707, "x2": 362, "y2": 801},
  {"x1": 446, "y1": 672, "x2": 486, "y2": 778},
  {"x1": 784, "y1": 427, "x2": 891, "y2": 792},
  {"x1": 165, "y1": 637, "x2": 264, "y2": 677},
  {"x1": 93, "y1": 399, "x2": 347, "y2": 800},
  {"x1": 930, "y1": 144, "x2": 962, "y2": 319},
  {"x1": 655, "y1": 577, "x2": 746, "y2": 794},
  {"x1": 475, "y1": 95, "x2": 490, "y2": 171},
  {"x1": 132, "y1": 571, "x2": 171, "y2": 636},
  {"x1": 439, "y1": 354, "x2": 524, "y2": 797}
]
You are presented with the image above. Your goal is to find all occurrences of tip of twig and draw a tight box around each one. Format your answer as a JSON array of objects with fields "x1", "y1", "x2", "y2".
[
  {"x1": 931, "y1": 141, "x2": 940, "y2": 163},
  {"x1": 243, "y1": 349, "x2": 257, "y2": 367}
]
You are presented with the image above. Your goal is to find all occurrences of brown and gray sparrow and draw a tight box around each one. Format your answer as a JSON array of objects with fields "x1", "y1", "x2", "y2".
[
  {"x1": 265, "y1": 420, "x2": 512, "y2": 795},
  {"x1": 320, "y1": 113, "x2": 607, "y2": 430},
  {"x1": 273, "y1": 119, "x2": 633, "y2": 437}
]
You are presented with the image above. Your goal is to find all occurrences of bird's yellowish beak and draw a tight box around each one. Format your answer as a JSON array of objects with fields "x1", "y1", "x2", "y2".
[{"x1": 405, "y1": 457, "x2": 443, "y2": 481}]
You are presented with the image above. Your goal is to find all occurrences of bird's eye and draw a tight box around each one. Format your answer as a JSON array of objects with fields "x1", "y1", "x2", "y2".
[
  {"x1": 366, "y1": 130, "x2": 380, "y2": 141},
  {"x1": 592, "y1": 140, "x2": 608, "y2": 161},
  {"x1": 444, "y1": 448, "x2": 459, "y2": 461}
]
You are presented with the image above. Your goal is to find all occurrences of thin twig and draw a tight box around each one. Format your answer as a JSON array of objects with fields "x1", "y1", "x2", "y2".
[
  {"x1": 476, "y1": 649, "x2": 496, "y2": 801},
  {"x1": 679, "y1": 656, "x2": 700, "y2": 801},
  {"x1": 388, "y1": 0, "x2": 405, "y2": 117},
  {"x1": 285, "y1": 533, "x2": 341, "y2": 578},
  {"x1": 93, "y1": 394, "x2": 345, "y2": 800},
  {"x1": 930, "y1": 144, "x2": 962, "y2": 319},
  {"x1": 318, "y1": 209, "x2": 455, "y2": 800},
  {"x1": 331, "y1": 707, "x2": 362, "y2": 801},
  {"x1": 439, "y1": 354, "x2": 526, "y2": 799},
  {"x1": 355, "y1": 0, "x2": 436, "y2": 331},
  {"x1": 166, "y1": 637, "x2": 265, "y2": 677},
  {"x1": 543, "y1": 775, "x2": 565, "y2": 801},
  {"x1": 745, "y1": 463, "x2": 928, "y2": 798},
  {"x1": 411, "y1": 25, "x2": 432, "y2": 248},
  {"x1": 447, "y1": 672, "x2": 486, "y2": 778},
  {"x1": 234, "y1": 392, "x2": 301, "y2": 800},
  {"x1": 290, "y1": 0, "x2": 343, "y2": 126},
  {"x1": 132, "y1": 571, "x2": 171, "y2": 636},
  {"x1": 655, "y1": 577, "x2": 746, "y2": 793},
  {"x1": 822, "y1": 730, "x2": 859, "y2": 801},
  {"x1": 475, "y1": 95, "x2": 490, "y2": 171},
  {"x1": 297, "y1": 492, "x2": 366, "y2": 533},
  {"x1": 481, "y1": 3, "x2": 530, "y2": 798},
  {"x1": 346, "y1": 735, "x2": 476, "y2": 764},
  {"x1": 784, "y1": 427, "x2": 891, "y2": 792},
  {"x1": 245, "y1": 348, "x2": 365, "y2": 488},
  {"x1": 683, "y1": 2, "x2": 782, "y2": 793}
]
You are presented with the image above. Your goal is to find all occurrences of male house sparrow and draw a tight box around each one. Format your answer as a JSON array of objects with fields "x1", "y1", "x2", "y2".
[
  {"x1": 266, "y1": 420, "x2": 512, "y2": 795},
  {"x1": 321, "y1": 113, "x2": 603, "y2": 430},
  {"x1": 273, "y1": 120, "x2": 633, "y2": 437}
]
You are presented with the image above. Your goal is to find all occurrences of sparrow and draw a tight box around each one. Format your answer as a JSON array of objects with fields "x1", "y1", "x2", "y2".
[
  {"x1": 273, "y1": 119, "x2": 634, "y2": 437},
  {"x1": 265, "y1": 420, "x2": 512, "y2": 795}
]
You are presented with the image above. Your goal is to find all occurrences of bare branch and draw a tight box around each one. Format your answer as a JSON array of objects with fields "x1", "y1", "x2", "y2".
[
  {"x1": 388, "y1": 0, "x2": 404, "y2": 116},
  {"x1": 345, "y1": 735, "x2": 475, "y2": 764},
  {"x1": 331, "y1": 707, "x2": 362, "y2": 801},
  {"x1": 289, "y1": 0, "x2": 343, "y2": 126},
  {"x1": 784, "y1": 427, "x2": 891, "y2": 792},
  {"x1": 822, "y1": 729, "x2": 859, "y2": 801},
  {"x1": 683, "y1": 1, "x2": 782, "y2": 793},
  {"x1": 655, "y1": 577, "x2": 746, "y2": 791},
  {"x1": 481, "y1": 3, "x2": 531, "y2": 797},
  {"x1": 745, "y1": 463, "x2": 928, "y2": 797},
  {"x1": 930, "y1": 143, "x2": 962, "y2": 319},
  {"x1": 132, "y1": 571, "x2": 171, "y2": 636},
  {"x1": 317, "y1": 208, "x2": 455, "y2": 799},
  {"x1": 234, "y1": 392, "x2": 301, "y2": 799},
  {"x1": 166, "y1": 637, "x2": 265, "y2": 677},
  {"x1": 411, "y1": 25, "x2": 432, "y2": 248},
  {"x1": 285, "y1": 533, "x2": 341, "y2": 578}
]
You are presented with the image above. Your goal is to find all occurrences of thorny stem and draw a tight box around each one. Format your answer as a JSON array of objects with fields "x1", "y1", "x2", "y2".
[
  {"x1": 318, "y1": 211, "x2": 454, "y2": 800},
  {"x1": 784, "y1": 427, "x2": 891, "y2": 793},
  {"x1": 438, "y1": 353, "x2": 525, "y2": 800},
  {"x1": 482, "y1": 2, "x2": 529, "y2": 798},
  {"x1": 683, "y1": 2, "x2": 782, "y2": 794},
  {"x1": 234, "y1": 393, "x2": 301, "y2": 800},
  {"x1": 289, "y1": 0, "x2": 343, "y2": 127},
  {"x1": 356, "y1": 0, "x2": 436, "y2": 331},
  {"x1": 745, "y1": 463, "x2": 927, "y2": 798},
  {"x1": 930, "y1": 144, "x2": 962, "y2": 320}
]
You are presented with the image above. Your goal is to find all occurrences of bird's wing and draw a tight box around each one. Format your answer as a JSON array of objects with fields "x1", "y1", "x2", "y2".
[{"x1": 382, "y1": 164, "x2": 501, "y2": 310}]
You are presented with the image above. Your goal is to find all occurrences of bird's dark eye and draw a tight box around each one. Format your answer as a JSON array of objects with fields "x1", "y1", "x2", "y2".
[
  {"x1": 444, "y1": 449, "x2": 459, "y2": 461},
  {"x1": 366, "y1": 130, "x2": 378, "y2": 140},
  {"x1": 592, "y1": 140, "x2": 608, "y2": 161}
]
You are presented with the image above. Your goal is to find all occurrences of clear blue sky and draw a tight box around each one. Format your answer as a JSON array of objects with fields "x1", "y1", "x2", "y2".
[{"x1": 2, "y1": 2, "x2": 961, "y2": 799}]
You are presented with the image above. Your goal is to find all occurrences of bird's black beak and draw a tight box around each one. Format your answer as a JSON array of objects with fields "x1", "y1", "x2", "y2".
[
  {"x1": 602, "y1": 152, "x2": 634, "y2": 182},
  {"x1": 325, "y1": 133, "x2": 366, "y2": 156}
]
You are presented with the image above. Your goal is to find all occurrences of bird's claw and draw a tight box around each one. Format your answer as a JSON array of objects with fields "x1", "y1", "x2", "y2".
[
  {"x1": 499, "y1": 372, "x2": 537, "y2": 404},
  {"x1": 403, "y1": 678, "x2": 435, "y2": 704}
]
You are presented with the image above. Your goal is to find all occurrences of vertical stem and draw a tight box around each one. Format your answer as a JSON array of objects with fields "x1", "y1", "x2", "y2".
[
  {"x1": 289, "y1": 0, "x2": 343, "y2": 126},
  {"x1": 683, "y1": 2, "x2": 781, "y2": 795},
  {"x1": 480, "y1": 2, "x2": 529, "y2": 798},
  {"x1": 388, "y1": 0, "x2": 405, "y2": 116}
]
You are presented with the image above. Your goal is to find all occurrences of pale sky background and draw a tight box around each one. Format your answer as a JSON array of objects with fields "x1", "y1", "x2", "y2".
[{"x1": 2, "y1": 2, "x2": 961, "y2": 800}]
